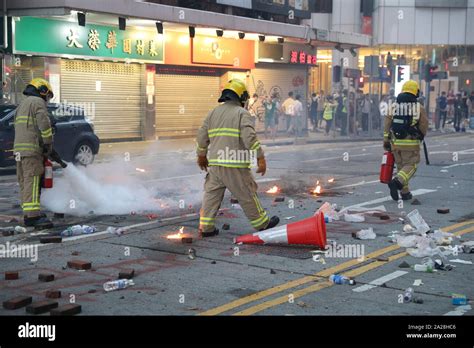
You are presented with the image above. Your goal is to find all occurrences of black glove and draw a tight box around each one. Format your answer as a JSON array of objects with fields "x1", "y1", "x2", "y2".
[{"x1": 43, "y1": 144, "x2": 53, "y2": 156}]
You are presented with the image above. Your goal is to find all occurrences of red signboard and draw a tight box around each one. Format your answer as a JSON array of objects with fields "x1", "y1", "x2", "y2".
[{"x1": 290, "y1": 50, "x2": 317, "y2": 65}]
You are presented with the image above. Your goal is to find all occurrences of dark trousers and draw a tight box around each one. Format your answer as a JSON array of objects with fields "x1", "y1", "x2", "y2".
[
  {"x1": 436, "y1": 110, "x2": 447, "y2": 130},
  {"x1": 340, "y1": 112, "x2": 348, "y2": 135},
  {"x1": 361, "y1": 113, "x2": 369, "y2": 132},
  {"x1": 454, "y1": 111, "x2": 462, "y2": 130},
  {"x1": 325, "y1": 119, "x2": 333, "y2": 134}
]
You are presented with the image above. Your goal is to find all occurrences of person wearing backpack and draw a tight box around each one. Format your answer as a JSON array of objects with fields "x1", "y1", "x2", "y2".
[{"x1": 383, "y1": 80, "x2": 428, "y2": 201}]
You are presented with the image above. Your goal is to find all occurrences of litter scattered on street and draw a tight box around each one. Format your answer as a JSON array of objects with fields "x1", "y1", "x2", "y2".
[
  {"x1": 355, "y1": 228, "x2": 376, "y2": 240},
  {"x1": 406, "y1": 209, "x2": 430, "y2": 234},
  {"x1": 61, "y1": 225, "x2": 97, "y2": 237},
  {"x1": 449, "y1": 259, "x2": 472, "y2": 265},
  {"x1": 451, "y1": 294, "x2": 467, "y2": 306},
  {"x1": 103, "y1": 279, "x2": 135, "y2": 292},
  {"x1": 413, "y1": 279, "x2": 423, "y2": 286},
  {"x1": 343, "y1": 214, "x2": 365, "y2": 223}
]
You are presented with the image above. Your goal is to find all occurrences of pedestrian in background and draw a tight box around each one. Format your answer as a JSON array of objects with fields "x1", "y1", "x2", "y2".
[
  {"x1": 309, "y1": 93, "x2": 318, "y2": 132},
  {"x1": 447, "y1": 90, "x2": 455, "y2": 119},
  {"x1": 317, "y1": 90, "x2": 325, "y2": 129},
  {"x1": 263, "y1": 94, "x2": 277, "y2": 141},
  {"x1": 436, "y1": 91, "x2": 448, "y2": 131},
  {"x1": 323, "y1": 96, "x2": 337, "y2": 136},
  {"x1": 361, "y1": 94, "x2": 371, "y2": 132},
  {"x1": 467, "y1": 91, "x2": 474, "y2": 129},
  {"x1": 293, "y1": 95, "x2": 304, "y2": 138},
  {"x1": 281, "y1": 92, "x2": 295, "y2": 134},
  {"x1": 454, "y1": 92, "x2": 463, "y2": 132}
]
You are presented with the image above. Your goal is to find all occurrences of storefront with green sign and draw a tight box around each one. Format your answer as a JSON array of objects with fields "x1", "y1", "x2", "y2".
[{"x1": 10, "y1": 16, "x2": 164, "y2": 141}]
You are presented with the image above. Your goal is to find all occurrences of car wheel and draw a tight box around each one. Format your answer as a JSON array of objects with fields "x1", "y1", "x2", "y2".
[{"x1": 74, "y1": 142, "x2": 95, "y2": 166}]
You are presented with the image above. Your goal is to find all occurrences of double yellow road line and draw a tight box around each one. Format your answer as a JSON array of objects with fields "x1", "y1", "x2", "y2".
[{"x1": 200, "y1": 220, "x2": 474, "y2": 316}]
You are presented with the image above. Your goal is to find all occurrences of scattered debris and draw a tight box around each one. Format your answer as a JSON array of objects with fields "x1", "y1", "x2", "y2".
[
  {"x1": 5, "y1": 271, "x2": 19, "y2": 280},
  {"x1": 377, "y1": 257, "x2": 389, "y2": 262},
  {"x1": 53, "y1": 213, "x2": 65, "y2": 219},
  {"x1": 434, "y1": 259, "x2": 453, "y2": 271},
  {"x1": 107, "y1": 226, "x2": 125, "y2": 236},
  {"x1": 61, "y1": 225, "x2": 97, "y2": 237},
  {"x1": 297, "y1": 301, "x2": 308, "y2": 308},
  {"x1": 45, "y1": 290, "x2": 61, "y2": 299},
  {"x1": 437, "y1": 208, "x2": 450, "y2": 214},
  {"x1": 38, "y1": 273, "x2": 55, "y2": 282},
  {"x1": 449, "y1": 259, "x2": 472, "y2": 265},
  {"x1": 413, "y1": 258, "x2": 434, "y2": 272},
  {"x1": 266, "y1": 186, "x2": 280, "y2": 194},
  {"x1": 413, "y1": 279, "x2": 423, "y2": 287},
  {"x1": 274, "y1": 197, "x2": 285, "y2": 203},
  {"x1": 413, "y1": 297, "x2": 424, "y2": 304},
  {"x1": 406, "y1": 209, "x2": 430, "y2": 234},
  {"x1": 317, "y1": 202, "x2": 339, "y2": 221},
  {"x1": 26, "y1": 300, "x2": 59, "y2": 315},
  {"x1": 1, "y1": 229, "x2": 14, "y2": 236},
  {"x1": 146, "y1": 213, "x2": 158, "y2": 220},
  {"x1": 344, "y1": 214, "x2": 365, "y2": 223},
  {"x1": 103, "y1": 279, "x2": 135, "y2": 292},
  {"x1": 379, "y1": 214, "x2": 390, "y2": 221},
  {"x1": 3, "y1": 296, "x2": 32, "y2": 310},
  {"x1": 329, "y1": 274, "x2": 355, "y2": 285},
  {"x1": 403, "y1": 224, "x2": 416, "y2": 233},
  {"x1": 403, "y1": 288, "x2": 414, "y2": 303},
  {"x1": 88, "y1": 289, "x2": 97, "y2": 294},
  {"x1": 398, "y1": 261, "x2": 410, "y2": 268},
  {"x1": 452, "y1": 294, "x2": 467, "y2": 306},
  {"x1": 222, "y1": 223, "x2": 230, "y2": 230},
  {"x1": 67, "y1": 260, "x2": 92, "y2": 270},
  {"x1": 285, "y1": 216, "x2": 295, "y2": 220},
  {"x1": 270, "y1": 269, "x2": 276, "y2": 274},
  {"x1": 14, "y1": 226, "x2": 27, "y2": 234},
  {"x1": 461, "y1": 241, "x2": 474, "y2": 253},
  {"x1": 50, "y1": 304, "x2": 82, "y2": 316},
  {"x1": 40, "y1": 236, "x2": 62, "y2": 244},
  {"x1": 118, "y1": 269, "x2": 135, "y2": 279},
  {"x1": 354, "y1": 228, "x2": 376, "y2": 240},
  {"x1": 71, "y1": 251, "x2": 80, "y2": 256},
  {"x1": 188, "y1": 248, "x2": 196, "y2": 260},
  {"x1": 211, "y1": 260, "x2": 216, "y2": 264},
  {"x1": 411, "y1": 199, "x2": 421, "y2": 205}
]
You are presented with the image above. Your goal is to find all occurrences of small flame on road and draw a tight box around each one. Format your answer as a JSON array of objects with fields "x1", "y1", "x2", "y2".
[
  {"x1": 312, "y1": 181, "x2": 322, "y2": 195},
  {"x1": 328, "y1": 178, "x2": 335, "y2": 183},
  {"x1": 167, "y1": 226, "x2": 185, "y2": 240},
  {"x1": 266, "y1": 186, "x2": 280, "y2": 194},
  {"x1": 136, "y1": 168, "x2": 146, "y2": 173}
]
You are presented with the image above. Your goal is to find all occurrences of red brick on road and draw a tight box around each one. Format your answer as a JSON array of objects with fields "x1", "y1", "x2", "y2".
[
  {"x1": 5, "y1": 271, "x2": 19, "y2": 280},
  {"x1": 3, "y1": 296, "x2": 33, "y2": 310},
  {"x1": 38, "y1": 273, "x2": 55, "y2": 282},
  {"x1": 26, "y1": 300, "x2": 59, "y2": 314},
  {"x1": 50, "y1": 304, "x2": 82, "y2": 316},
  {"x1": 67, "y1": 260, "x2": 92, "y2": 270},
  {"x1": 45, "y1": 290, "x2": 62, "y2": 299}
]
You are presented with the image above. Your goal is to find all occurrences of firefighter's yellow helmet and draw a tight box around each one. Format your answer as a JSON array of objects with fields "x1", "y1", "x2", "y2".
[
  {"x1": 219, "y1": 79, "x2": 249, "y2": 103},
  {"x1": 29, "y1": 78, "x2": 54, "y2": 98},
  {"x1": 401, "y1": 80, "x2": 419, "y2": 96}
]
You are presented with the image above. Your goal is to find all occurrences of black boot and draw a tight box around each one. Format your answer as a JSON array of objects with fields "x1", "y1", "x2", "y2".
[
  {"x1": 260, "y1": 216, "x2": 280, "y2": 231},
  {"x1": 199, "y1": 228, "x2": 219, "y2": 238},
  {"x1": 24, "y1": 216, "x2": 54, "y2": 229},
  {"x1": 401, "y1": 192, "x2": 413, "y2": 201},
  {"x1": 388, "y1": 178, "x2": 403, "y2": 201}
]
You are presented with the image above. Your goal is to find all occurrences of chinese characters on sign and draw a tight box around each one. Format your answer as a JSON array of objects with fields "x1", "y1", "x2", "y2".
[
  {"x1": 63, "y1": 24, "x2": 162, "y2": 60},
  {"x1": 290, "y1": 50, "x2": 317, "y2": 65}
]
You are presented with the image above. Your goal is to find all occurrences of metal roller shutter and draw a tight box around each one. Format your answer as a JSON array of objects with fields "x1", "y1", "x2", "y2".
[
  {"x1": 61, "y1": 60, "x2": 143, "y2": 140},
  {"x1": 248, "y1": 64, "x2": 308, "y2": 132},
  {"x1": 155, "y1": 74, "x2": 220, "y2": 138}
]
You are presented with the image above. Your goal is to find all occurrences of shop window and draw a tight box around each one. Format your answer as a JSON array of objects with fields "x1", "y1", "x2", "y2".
[{"x1": 314, "y1": 0, "x2": 332, "y2": 13}]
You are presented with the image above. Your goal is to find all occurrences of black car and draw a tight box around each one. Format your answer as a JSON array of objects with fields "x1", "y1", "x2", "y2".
[{"x1": 0, "y1": 103, "x2": 100, "y2": 167}]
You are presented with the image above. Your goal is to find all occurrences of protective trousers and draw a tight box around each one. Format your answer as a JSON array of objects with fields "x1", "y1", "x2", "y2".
[
  {"x1": 393, "y1": 149, "x2": 420, "y2": 194},
  {"x1": 16, "y1": 155, "x2": 44, "y2": 217},
  {"x1": 200, "y1": 166, "x2": 269, "y2": 232}
]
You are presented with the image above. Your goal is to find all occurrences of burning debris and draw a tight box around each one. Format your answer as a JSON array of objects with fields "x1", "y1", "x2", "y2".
[
  {"x1": 266, "y1": 186, "x2": 280, "y2": 194},
  {"x1": 328, "y1": 178, "x2": 335, "y2": 183},
  {"x1": 312, "y1": 181, "x2": 322, "y2": 195},
  {"x1": 167, "y1": 227, "x2": 193, "y2": 243}
]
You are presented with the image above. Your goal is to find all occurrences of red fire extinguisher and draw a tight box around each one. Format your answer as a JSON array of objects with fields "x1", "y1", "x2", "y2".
[
  {"x1": 43, "y1": 158, "x2": 53, "y2": 188},
  {"x1": 380, "y1": 151, "x2": 395, "y2": 184}
]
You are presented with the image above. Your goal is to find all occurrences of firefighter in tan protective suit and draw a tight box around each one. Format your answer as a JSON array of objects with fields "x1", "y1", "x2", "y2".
[
  {"x1": 196, "y1": 79, "x2": 280, "y2": 237},
  {"x1": 14, "y1": 78, "x2": 54, "y2": 228},
  {"x1": 383, "y1": 80, "x2": 428, "y2": 201}
]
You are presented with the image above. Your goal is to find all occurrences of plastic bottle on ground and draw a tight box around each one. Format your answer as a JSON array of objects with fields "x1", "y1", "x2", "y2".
[
  {"x1": 413, "y1": 264, "x2": 434, "y2": 272},
  {"x1": 103, "y1": 279, "x2": 135, "y2": 292},
  {"x1": 404, "y1": 287, "x2": 414, "y2": 303},
  {"x1": 329, "y1": 274, "x2": 355, "y2": 285}
]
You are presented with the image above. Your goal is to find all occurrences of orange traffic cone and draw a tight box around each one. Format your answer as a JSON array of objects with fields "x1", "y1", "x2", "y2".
[{"x1": 234, "y1": 212, "x2": 327, "y2": 248}]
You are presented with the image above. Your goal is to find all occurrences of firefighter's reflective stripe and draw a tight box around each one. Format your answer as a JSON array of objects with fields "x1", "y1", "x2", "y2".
[
  {"x1": 392, "y1": 139, "x2": 420, "y2": 146},
  {"x1": 196, "y1": 142, "x2": 207, "y2": 152},
  {"x1": 13, "y1": 143, "x2": 41, "y2": 152},
  {"x1": 250, "y1": 141, "x2": 261, "y2": 151},
  {"x1": 41, "y1": 128, "x2": 53, "y2": 138},
  {"x1": 250, "y1": 212, "x2": 269, "y2": 228},
  {"x1": 342, "y1": 97, "x2": 347, "y2": 113},
  {"x1": 208, "y1": 159, "x2": 251, "y2": 168},
  {"x1": 15, "y1": 116, "x2": 31, "y2": 125},
  {"x1": 208, "y1": 128, "x2": 240, "y2": 138},
  {"x1": 398, "y1": 164, "x2": 417, "y2": 184},
  {"x1": 23, "y1": 176, "x2": 41, "y2": 212},
  {"x1": 383, "y1": 132, "x2": 390, "y2": 139},
  {"x1": 199, "y1": 217, "x2": 215, "y2": 226}
]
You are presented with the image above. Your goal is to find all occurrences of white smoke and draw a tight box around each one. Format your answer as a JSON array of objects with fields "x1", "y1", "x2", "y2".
[{"x1": 41, "y1": 144, "x2": 203, "y2": 216}]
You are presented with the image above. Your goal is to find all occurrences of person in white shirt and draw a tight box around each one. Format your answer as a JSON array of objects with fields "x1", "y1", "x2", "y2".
[
  {"x1": 292, "y1": 95, "x2": 304, "y2": 137},
  {"x1": 281, "y1": 91, "x2": 295, "y2": 133}
]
